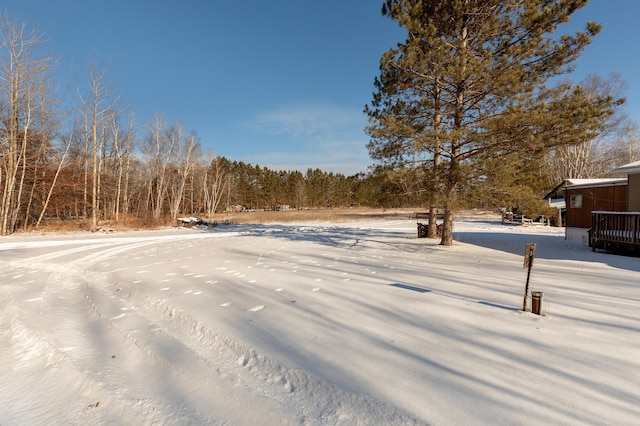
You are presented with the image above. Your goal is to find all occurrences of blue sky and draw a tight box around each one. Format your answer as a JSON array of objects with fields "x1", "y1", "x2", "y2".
[{"x1": 1, "y1": 1, "x2": 638, "y2": 175}]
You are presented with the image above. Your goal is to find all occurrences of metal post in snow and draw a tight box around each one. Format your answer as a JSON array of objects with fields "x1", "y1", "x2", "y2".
[{"x1": 522, "y1": 243, "x2": 536, "y2": 312}]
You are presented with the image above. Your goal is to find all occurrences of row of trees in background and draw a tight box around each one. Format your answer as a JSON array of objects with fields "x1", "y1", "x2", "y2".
[
  {"x1": 1, "y1": 6, "x2": 639, "y2": 237},
  {"x1": 0, "y1": 15, "x2": 368, "y2": 235},
  {"x1": 0, "y1": 13, "x2": 436, "y2": 236}
]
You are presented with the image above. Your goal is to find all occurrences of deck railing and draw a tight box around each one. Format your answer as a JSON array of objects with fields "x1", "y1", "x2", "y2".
[{"x1": 591, "y1": 211, "x2": 640, "y2": 250}]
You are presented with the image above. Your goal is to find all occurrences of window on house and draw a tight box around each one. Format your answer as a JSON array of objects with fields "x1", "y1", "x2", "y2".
[{"x1": 570, "y1": 194, "x2": 582, "y2": 208}]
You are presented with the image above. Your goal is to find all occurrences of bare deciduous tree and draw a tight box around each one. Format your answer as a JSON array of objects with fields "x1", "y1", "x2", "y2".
[
  {"x1": 74, "y1": 64, "x2": 121, "y2": 230},
  {"x1": 0, "y1": 15, "x2": 54, "y2": 235},
  {"x1": 549, "y1": 74, "x2": 634, "y2": 180},
  {"x1": 167, "y1": 125, "x2": 200, "y2": 220},
  {"x1": 202, "y1": 154, "x2": 229, "y2": 218},
  {"x1": 143, "y1": 113, "x2": 175, "y2": 221},
  {"x1": 36, "y1": 130, "x2": 72, "y2": 228},
  {"x1": 111, "y1": 112, "x2": 136, "y2": 222}
]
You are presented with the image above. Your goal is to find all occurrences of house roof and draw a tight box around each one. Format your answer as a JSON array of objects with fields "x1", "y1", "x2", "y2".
[
  {"x1": 612, "y1": 160, "x2": 640, "y2": 175},
  {"x1": 544, "y1": 179, "x2": 598, "y2": 199},
  {"x1": 564, "y1": 178, "x2": 627, "y2": 190},
  {"x1": 545, "y1": 178, "x2": 626, "y2": 199}
]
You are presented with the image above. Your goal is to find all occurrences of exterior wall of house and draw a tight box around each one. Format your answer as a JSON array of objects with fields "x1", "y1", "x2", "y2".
[
  {"x1": 564, "y1": 185, "x2": 627, "y2": 229},
  {"x1": 565, "y1": 227, "x2": 590, "y2": 244},
  {"x1": 628, "y1": 173, "x2": 640, "y2": 211}
]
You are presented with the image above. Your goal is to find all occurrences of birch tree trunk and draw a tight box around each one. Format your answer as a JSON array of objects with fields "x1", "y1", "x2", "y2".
[
  {"x1": 75, "y1": 65, "x2": 119, "y2": 231},
  {"x1": 168, "y1": 129, "x2": 200, "y2": 220},
  {"x1": 144, "y1": 113, "x2": 175, "y2": 221},
  {"x1": 203, "y1": 156, "x2": 229, "y2": 218},
  {"x1": 0, "y1": 16, "x2": 51, "y2": 235},
  {"x1": 36, "y1": 132, "x2": 72, "y2": 228}
]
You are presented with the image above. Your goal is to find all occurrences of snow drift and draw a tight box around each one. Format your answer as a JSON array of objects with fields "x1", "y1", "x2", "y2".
[{"x1": 1, "y1": 218, "x2": 638, "y2": 425}]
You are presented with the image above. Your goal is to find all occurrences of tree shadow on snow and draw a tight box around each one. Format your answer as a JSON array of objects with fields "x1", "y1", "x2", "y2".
[
  {"x1": 390, "y1": 283, "x2": 517, "y2": 312},
  {"x1": 453, "y1": 229, "x2": 640, "y2": 273},
  {"x1": 213, "y1": 223, "x2": 431, "y2": 254}
]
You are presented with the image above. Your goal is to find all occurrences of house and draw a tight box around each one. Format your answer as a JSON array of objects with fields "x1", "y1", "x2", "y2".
[
  {"x1": 543, "y1": 178, "x2": 606, "y2": 226},
  {"x1": 563, "y1": 160, "x2": 640, "y2": 252},
  {"x1": 544, "y1": 178, "x2": 624, "y2": 205},
  {"x1": 587, "y1": 161, "x2": 640, "y2": 252},
  {"x1": 563, "y1": 178, "x2": 627, "y2": 245}
]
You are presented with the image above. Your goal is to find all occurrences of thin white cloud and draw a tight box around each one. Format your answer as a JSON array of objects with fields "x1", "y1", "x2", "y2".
[
  {"x1": 252, "y1": 105, "x2": 360, "y2": 140},
  {"x1": 244, "y1": 104, "x2": 373, "y2": 174}
]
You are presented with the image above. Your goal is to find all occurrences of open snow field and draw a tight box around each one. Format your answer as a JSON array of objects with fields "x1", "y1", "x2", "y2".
[{"x1": 1, "y1": 218, "x2": 638, "y2": 425}]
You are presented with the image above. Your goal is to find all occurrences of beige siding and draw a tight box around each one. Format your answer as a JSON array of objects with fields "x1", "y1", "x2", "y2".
[{"x1": 628, "y1": 174, "x2": 640, "y2": 211}]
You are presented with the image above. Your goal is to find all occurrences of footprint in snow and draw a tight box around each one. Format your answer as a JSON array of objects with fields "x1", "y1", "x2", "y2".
[{"x1": 248, "y1": 305, "x2": 266, "y2": 312}]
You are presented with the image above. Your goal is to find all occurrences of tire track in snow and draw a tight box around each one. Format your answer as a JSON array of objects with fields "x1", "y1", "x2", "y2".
[
  {"x1": 0, "y1": 273, "x2": 186, "y2": 424},
  {"x1": 35, "y1": 267, "x2": 212, "y2": 424},
  {"x1": 0, "y1": 232, "x2": 243, "y2": 424},
  {"x1": 100, "y1": 278, "x2": 422, "y2": 425},
  {"x1": 2, "y1": 229, "x2": 422, "y2": 425}
]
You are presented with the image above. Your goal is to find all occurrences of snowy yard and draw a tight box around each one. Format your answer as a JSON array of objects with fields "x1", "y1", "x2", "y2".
[{"x1": 1, "y1": 218, "x2": 638, "y2": 425}]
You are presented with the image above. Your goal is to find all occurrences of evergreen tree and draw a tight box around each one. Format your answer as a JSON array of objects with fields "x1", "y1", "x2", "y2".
[{"x1": 366, "y1": 0, "x2": 620, "y2": 245}]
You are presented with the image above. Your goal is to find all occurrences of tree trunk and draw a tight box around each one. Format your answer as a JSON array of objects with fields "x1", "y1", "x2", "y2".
[
  {"x1": 91, "y1": 88, "x2": 99, "y2": 231},
  {"x1": 37, "y1": 134, "x2": 72, "y2": 228},
  {"x1": 440, "y1": 208, "x2": 454, "y2": 246},
  {"x1": 427, "y1": 205, "x2": 438, "y2": 238}
]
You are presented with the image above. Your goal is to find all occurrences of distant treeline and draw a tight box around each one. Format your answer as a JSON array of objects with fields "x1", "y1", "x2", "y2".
[{"x1": 0, "y1": 15, "x2": 433, "y2": 235}]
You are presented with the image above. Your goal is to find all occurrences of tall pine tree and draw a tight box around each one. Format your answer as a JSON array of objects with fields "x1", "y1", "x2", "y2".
[{"x1": 365, "y1": 0, "x2": 619, "y2": 245}]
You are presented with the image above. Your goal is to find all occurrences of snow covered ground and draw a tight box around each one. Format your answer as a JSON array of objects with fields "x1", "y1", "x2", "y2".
[{"x1": 1, "y1": 217, "x2": 638, "y2": 425}]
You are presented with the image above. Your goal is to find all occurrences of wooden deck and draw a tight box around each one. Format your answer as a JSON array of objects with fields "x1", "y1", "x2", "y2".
[{"x1": 591, "y1": 211, "x2": 640, "y2": 252}]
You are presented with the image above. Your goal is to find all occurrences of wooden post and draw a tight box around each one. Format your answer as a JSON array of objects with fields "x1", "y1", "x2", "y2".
[{"x1": 522, "y1": 243, "x2": 536, "y2": 311}]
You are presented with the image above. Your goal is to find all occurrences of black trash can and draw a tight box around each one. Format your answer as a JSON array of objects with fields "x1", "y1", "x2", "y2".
[
  {"x1": 531, "y1": 291, "x2": 543, "y2": 315},
  {"x1": 417, "y1": 222, "x2": 428, "y2": 238}
]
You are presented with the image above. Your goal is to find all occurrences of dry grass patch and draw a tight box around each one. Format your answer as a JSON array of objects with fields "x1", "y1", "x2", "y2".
[
  {"x1": 13, "y1": 208, "x2": 499, "y2": 235},
  {"x1": 210, "y1": 208, "x2": 416, "y2": 224},
  {"x1": 21, "y1": 216, "x2": 170, "y2": 234}
]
